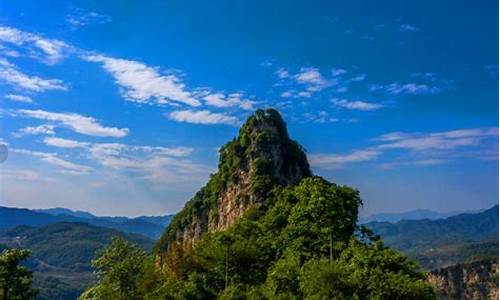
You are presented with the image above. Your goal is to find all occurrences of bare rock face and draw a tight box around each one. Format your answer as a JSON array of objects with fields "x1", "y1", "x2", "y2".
[
  {"x1": 155, "y1": 109, "x2": 311, "y2": 253},
  {"x1": 427, "y1": 259, "x2": 499, "y2": 300}
]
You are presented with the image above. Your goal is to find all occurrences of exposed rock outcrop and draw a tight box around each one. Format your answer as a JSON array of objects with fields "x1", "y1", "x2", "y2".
[
  {"x1": 155, "y1": 109, "x2": 311, "y2": 253},
  {"x1": 427, "y1": 259, "x2": 499, "y2": 300}
]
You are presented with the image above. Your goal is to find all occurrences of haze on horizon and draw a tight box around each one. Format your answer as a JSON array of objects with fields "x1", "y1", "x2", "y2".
[{"x1": 0, "y1": 0, "x2": 498, "y2": 217}]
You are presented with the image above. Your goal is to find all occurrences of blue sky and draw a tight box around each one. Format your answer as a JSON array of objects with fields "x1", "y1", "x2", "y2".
[{"x1": 0, "y1": 0, "x2": 498, "y2": 217}]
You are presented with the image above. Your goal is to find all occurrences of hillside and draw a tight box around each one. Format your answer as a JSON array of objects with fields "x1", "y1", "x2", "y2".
[
  {"x1": 0, "y1": 222, "x2": 154, "y2": 300},
  {"x1": 78, "y1": 109, "x2": 437, "y2": 299},
  {"x1": 0, "y1": 206, "x2": 174, "y2": 239},
  {"x1": 427, "y1": 259, "x2": 499, "y2": 300},
  {"x1": 157, "y1": 109, "x2": 312, "y2": 251},
  {"x1": 366, "y1": 205, "x2": 499, "y2": 269}
]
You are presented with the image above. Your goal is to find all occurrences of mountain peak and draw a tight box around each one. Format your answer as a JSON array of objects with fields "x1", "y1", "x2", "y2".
[
  {"x1": 156, "y1": 109, "x2": 311, "y2": 252},
  {"x1": 218, "y1": 109, "x2": 311, "y2": 189}
]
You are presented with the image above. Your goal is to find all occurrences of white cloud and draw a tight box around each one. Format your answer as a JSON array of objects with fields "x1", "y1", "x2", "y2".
[
  {"x1": 280, "y1": 91, "x2": 294, "y2": 98},
  {"x1": 0, "y1": 26, "x2": 71, "y2": 64},
  {"x1": 381, "y1": 159, "x2": 446, "y2": 169},
  {"x1": 0, "y1": 60, "x2": 67, "y2": 92},
  {"x1": 203, "y1": 93, "x2": 254, "y2": 110},
  {"x1": 309, "y1": 149, "x2": 381, "y2": 169},
  {"x1": 66, "y1": 10, "x2": 111, "y2": 28},
  {"x1": 398, "y1": 24, "x2": 419, "y2": 32},
  {"x1": 370, "y1": 83, "x2": 440, "y2": 95},
  {"x1": 295, "y1": 67, "x2": 330, "y2": 92},
  {"x1": 303, "y1": 111, "x2": 338, "y2": 123},
  {"x1": 43, "y1": 137, "x2": 89, "y2": 148},
  {"x1": 17, "y1": 109, "x2": 129, "y2": 137},
  {"x1": 310, "y1": 127, "x2": 498, "y2": 170},
  {"x1": 275, "y1": 68, "x2": 289, "y2": 79},
  {"x1": 332, "y1": 98, "x2": 383, "y2": 111},
  {"x1": 331, "y1": 67, "x2": 347, "y2": 76},
  {"x1": 4, "y1": 94, "x2": 33, "y2": 103},
  {"x1": 430, "y1": 128, "x2": 498, "y2": 139},
  {"x1": 83, "y1": 55, "x2": 200, "y2": 107},
  {"x1": 167, "y1": 110, "x2": 238, "y2": 125},
  {"x1": 297, "y1": 91, "x2": 312, "y2": 98},
  {"x1": 14, "y1": 124, "x2": 55, "y2": 137},
  {"x1": 41, "y1": 139, "x2": 193, "y2": 159},
  {"x1": 376, "y1": 127, "x2": 498, "y2": 151},
  {"x1": 2, "y1": 169, "x2": 38, "y2": 181},
  {"x1": 376, "y1": 132, "x2": 407, "y2": 142},
  {"x1": 41, "y1": 155, "x2": 92, "y2": 174},
  {"x1": 11, "y1": 139, "x2": 198, "y2": 180},
  {"x1": 11, "y1": 148, "x2": 91, "y2": 174},
  {"x1": 483, "y1": 65, "x2": 498, "y2": 77},
  {"x1": 85, "y1": 142, "x2": 207, "y2": 184},
  {"x1": 276, "y1": 65, "x2": 365, "y2": 98}
]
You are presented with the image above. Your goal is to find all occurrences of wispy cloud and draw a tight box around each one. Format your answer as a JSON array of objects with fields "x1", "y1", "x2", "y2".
[
  {"x1": 0, "y1": 26, "x2": 72, "y2": 64},
  {"x1": 275, "y1": 68, "x2": 289, "y2": 79},
  {"x1": 16, "y1": 109, "x2": 129, "y2": 137},
  {"x1": 14, "y1": 124, "x2": 56, "y2": 137},
  {"x1": 331, "y1": 98, "x2": 383, "y2": 111},
  {"x1": 398, "y1": 24, "x2": 419, "y2": 32},
  {"x1": 83, "y1": 55, "x2": 201, "y2": 107},
  {"x1": 381, "y1": 159, "x2": 446, "y2": 169},
  {"x1": 4, "y1": 94, "x2": 33, "y2": 103},
  {"x1": 13, "y1": 136, "x2": 204, "y2": 183},
  {"x1": 310, "y1": 127, "x2": 498, "y2": 169},
  {"x1": 11, "y1": 148, "x2": 92, "y2": 174},
  {"x1": 66, "y1": 9, "x2": 111, "y2": 29},
  {"x1": 376, "y1": 127, "x2": 498, "y2": 151},
  {"x1": 167, "y1": 110, "x2": 238, "y2": 125},
  {"x1": 275, "y1": 65, "x2": 366, "y2": 98},
  {"x1": 370, "y1": 82, "x2": 441, "y2": 95},
  {"x1": 303, "y1": 111, "x2": 338, "y2": 123},
  {"x1": 309, "y1": 149, "x2": 381, "y2": 169},
  {"x1": 43, "y1": 137, "x2": 89, "y2": 148},
  {"x1": 75, "y1": 141, "x2": 206, "y2": 184},
  {"x1": 1, "y1": 169, "x2": 57, "y2": 182},
  {"x1": 484, "y1": 64, "x2": 498, "y2": 77},
  {"x1": 202, "y1": 93, "x2": 255, "y2": 111},
  {"x1": 0, "y1": 59, "x2": 67, "y2": 92},
  {"x1": 295, "y1": 67, "x2": 331, "y2": 92}
]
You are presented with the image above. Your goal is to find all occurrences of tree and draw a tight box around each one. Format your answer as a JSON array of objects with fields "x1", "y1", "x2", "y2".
[
  {"x1": 79, "y1": 237, "x2": 158, "y2": 300},
  {"x1": 218, "y1": 234, "x2": 234, "y2": 289},
  {"x1": 0, "y1": 249, "x2": 38, "y2": 300},
  {"x1": 284, "y1": 177, "x2": 361, "y2": 261},
  {"x1": 301, "y1": 238, "x2": 436, "y2": 300}
]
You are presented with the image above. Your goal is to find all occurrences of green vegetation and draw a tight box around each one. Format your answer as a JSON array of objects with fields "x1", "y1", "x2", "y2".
[
  {"x1": 81, "y1": 109, "x2": 436, "y2": 299},
  {"x1": 82, "y1": 178, "x2": 436, "y2": 299},
  {"x1": 78, "y1": 238, "x2": 160, "y2": 300},
  {"x1": 0, "y1": 249, "x2": 38, "y2": 300},
  {"x1": 156, "y1": 109, "x2": 311, "y2": 253},
  {"x1": 1, "y1": 222, "x2": 153, "y2": 272},
  {"x1": 0, "y1": 222, "x2": 154, "y2": 300}
]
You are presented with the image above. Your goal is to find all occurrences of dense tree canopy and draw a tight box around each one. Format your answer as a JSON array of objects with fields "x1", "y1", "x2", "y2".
[
  {"x1": 0, "y1": 249, "x2": 38, "y2": 300},
  {"x1": 81, "y1": 177, "x2": 436, "y2": 299}
]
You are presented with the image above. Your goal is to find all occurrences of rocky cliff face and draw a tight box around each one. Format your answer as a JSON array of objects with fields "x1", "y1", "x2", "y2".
[
  {"x1": 156, "y1": 109, "x2": 311, "y2": 252},
  {"x1": 427, "y1": 259, "x2": 499, "y2": 300}
]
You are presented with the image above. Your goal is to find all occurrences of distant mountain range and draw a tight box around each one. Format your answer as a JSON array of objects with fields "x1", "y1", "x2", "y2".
[
  {"x1": 360, "y1": 208, "x2": 483, "y2": 224},
  {"x1": 366, "y1": 205, "x2": 499, "y2": 270},
  {"x1": 0, "y1": 206, "x2": 174, "y2": 239},
  {"x1": 0, "y1": 222, "x2": 154, "y2": 300}
]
